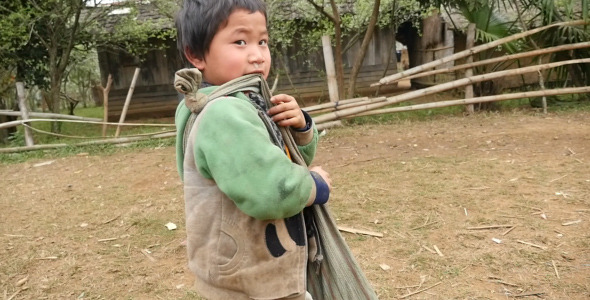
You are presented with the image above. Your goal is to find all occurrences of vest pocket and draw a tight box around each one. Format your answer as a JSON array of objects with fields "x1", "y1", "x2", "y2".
[{"x1": 217, "y1": 224, "x2": 243, "y2": 275}]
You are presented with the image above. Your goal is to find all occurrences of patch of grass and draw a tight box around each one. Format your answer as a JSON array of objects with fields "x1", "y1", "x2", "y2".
[
  {"x1": 408, "y1": 255, "x2": 439, "y2": 271},
  {"x1": 179, "y1": 291, "x2": 205, "y2": 300},
  {"x1": 74, "y1": 106, "x2": 104, "y2": 119},
  {"x1": 571, "y1": 238, "x2": 590, "y2": 249},
  {"x1": 442, "y1": 266, "x2": 463, "y2": 279},
  {"x1": 0, "y1": 137, "x2": 174, "y2": 164},
  {"x1": 1, "y1": 105, "x2": 175, "y2": 163},
  {"x1": 129, "y1": 216, "x2": 178, "y2": 238},
  {"x1": 344, "y1": 102, "x2": 464, "y2": 126},
  {"x1": 476, "y1": 253, "x2": 499, "y2": 268},
  {"x1": 495, "y1": 98, "x2": 537, "y2": 110},
  {"x1": 339, "y1": 92, "x2": 590, "y2": 128}
]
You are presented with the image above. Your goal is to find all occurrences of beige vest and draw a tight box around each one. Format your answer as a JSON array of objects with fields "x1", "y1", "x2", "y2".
[{"x1": 183, "y1": 98, "x2": 308, "y2": 300}]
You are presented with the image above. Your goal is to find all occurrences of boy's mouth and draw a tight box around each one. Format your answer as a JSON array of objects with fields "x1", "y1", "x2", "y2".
[
  {"x1": 246, "y1": 63, "x2": 264, "y2": 76},
  {"x1": 247, "y1": 69, "x2": 264, "y2": 76}
]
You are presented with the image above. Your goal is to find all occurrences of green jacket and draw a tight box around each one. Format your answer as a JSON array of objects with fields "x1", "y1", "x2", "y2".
[{"x1": 175, "y1": 86, "x2": 320, "y2": 219}]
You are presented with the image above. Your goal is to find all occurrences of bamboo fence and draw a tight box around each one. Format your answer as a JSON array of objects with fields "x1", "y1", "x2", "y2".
[
  {"x1": 396, "y1": 41, "x2": 590, "y2": 84},
  {"x1": 314, "y1": 58, "x2": 590, "y2": 124},
  {"x1": 1, "y1": 20, "x2": 588, "y2": 152},
  {"x1": 373, "y1": 20, "x2": 588, "y2": 86},
  {"x1": 348, "y1": 86, "x2": 590, "y2": 119}
]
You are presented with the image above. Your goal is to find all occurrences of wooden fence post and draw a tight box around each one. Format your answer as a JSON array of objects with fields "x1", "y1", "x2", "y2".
[
  {"x1": 16, "y1": 82, "x2": 34, "y2": 146},
  {"x1": 115, "y1": 68, "x2": 140, "y2": 138},
  {"x1": 322, "y1": 35, "x2": 340, "y2": 103},
  {"x1": 465, "y1": 23, "x2": 476, "y2": 114}
]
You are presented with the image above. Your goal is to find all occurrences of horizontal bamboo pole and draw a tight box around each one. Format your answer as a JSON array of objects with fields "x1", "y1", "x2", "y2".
[
  {"x1": 347, "y1": 86, "x2": 590, "y2": 118},
  {"x1": 0, "y1": 118, "x2": 175, "y2": 130},
  {"x1": 0, "y1": 110, "x2": 102, "y2": 122},
  {"x1": 373, "y1": 20, "x2": 588, "y2": 86},
  {"x1": 0, "y1": 132, "x2": 176, "y2": 154},
  {"x1": 0, "y1": 143, "x2": 69, "y2": 153},
  {"x1": 309, "y1": 97, "x2": 387, "y2": 115},
  {"x1": 22, "y1": 122, "x2": 174, "y2": 140},
  {"x1": 0, "y1": 120, "x2": 27, "y2": 130},
  {"x1": 398, "y1": 41, "x2": 590, "y2": 84},
  {"x1": 303, "y1": 97, "x2": 369, "y2": 112},
  {"x1": 314, "y1": 58, "x2": 590, "y2": 124}
]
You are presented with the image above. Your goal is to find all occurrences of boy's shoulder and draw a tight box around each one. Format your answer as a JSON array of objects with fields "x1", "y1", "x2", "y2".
[
  {"x1": 189, "y1": 85, "x2": 252, "y2": 108},
  {"x1": 175, "y1": 87, "x2": 254, "y2": 126}
]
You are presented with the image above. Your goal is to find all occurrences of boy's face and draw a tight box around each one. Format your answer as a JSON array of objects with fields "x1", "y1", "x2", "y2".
[{"x1": 187, "y1": 9, "x2": 271, "y2": 85}]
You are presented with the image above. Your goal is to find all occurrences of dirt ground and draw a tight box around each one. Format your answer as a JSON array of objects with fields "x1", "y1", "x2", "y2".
[{"x1": 1, "y1": 109, "x2": 589, "y2": 299}]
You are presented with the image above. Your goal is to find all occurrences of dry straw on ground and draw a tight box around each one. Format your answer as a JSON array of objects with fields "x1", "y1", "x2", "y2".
[{"x1": 1, "y1": 110, "x2": 589, "y2": 299}]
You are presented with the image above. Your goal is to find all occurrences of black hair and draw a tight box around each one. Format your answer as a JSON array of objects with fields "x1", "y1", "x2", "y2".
[{"x1": 176, "y1": 0, "x2": 267, "y2": 66}]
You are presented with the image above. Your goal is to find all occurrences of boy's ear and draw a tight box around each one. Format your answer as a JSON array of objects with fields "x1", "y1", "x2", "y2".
[{"x1": 185, "y1": 51, "x2": 206, "y2": 70}]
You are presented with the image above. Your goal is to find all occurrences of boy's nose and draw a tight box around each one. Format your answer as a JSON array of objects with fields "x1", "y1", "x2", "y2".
[{"x1": 248, "y1": 47, "x2": 266, "y2": 64}]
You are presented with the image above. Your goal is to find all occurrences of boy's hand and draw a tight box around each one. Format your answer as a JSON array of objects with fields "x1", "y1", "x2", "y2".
[
  {"x1": 310, "y1": 166, "x2": 332, "y2": 191},
  {"x1": 268, "y1": 94, "x2": 306, "y2": 129}
]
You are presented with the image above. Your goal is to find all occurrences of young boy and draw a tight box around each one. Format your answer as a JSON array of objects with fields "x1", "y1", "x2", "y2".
[{"x1": 174, "y1": 1, "x2": 331, "y2": 299}]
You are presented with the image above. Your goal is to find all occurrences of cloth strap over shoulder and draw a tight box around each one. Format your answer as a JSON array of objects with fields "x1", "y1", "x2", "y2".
[{"x1": 174, "y1": 68, "x2": 306, "y2": 166}]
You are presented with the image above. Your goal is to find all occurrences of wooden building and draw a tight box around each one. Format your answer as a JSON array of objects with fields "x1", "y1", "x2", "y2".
[
  {"x1": 97, "y1": 38, "x2": 182, "y2": 122},
  {"x1": 273, "y1": 25, "x2": 407, "y2": 105},
  {"x1": 97, "y1": 2, "x2": 412, "y2": 120},
  {"x1": 96, "y1": 4, "x2": 182, "y2": 122}
]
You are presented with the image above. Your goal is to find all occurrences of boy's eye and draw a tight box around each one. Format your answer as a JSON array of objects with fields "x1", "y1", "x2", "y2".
[
  {"x1": 259, "y1": 40, "x2": 268, "y2": 46},
  {"x1": 234, "y1": 40, "x2": 246, "y2": 46}
]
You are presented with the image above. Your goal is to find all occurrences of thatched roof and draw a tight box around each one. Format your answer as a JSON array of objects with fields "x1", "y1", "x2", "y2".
[{"x1": 87, "y1": 1, "x2": 174, "y2": 32}]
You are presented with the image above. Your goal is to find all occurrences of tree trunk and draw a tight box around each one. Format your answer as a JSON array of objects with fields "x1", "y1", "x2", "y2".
[
  {"x1": 48, "y1": 79, "x2": 63, "y2": 133},
  {"x1": 322, "y1": 36, "x2": 340, "y2": 102},
  {"x1": 347, "y1": 0, "x2": 381, "y2": 99},
  {"x1": 306, "y1": 0, "x2": 346, "y2": 98},
  {"x1": 329, "y1": 0, "x2": 345, "y2": 98},
  {"x1": 16, "y1": 82, "x2": 34, "y2": 146},
  {"x1": 44, "y1": 0, "x2": 83, "y2": 133}
]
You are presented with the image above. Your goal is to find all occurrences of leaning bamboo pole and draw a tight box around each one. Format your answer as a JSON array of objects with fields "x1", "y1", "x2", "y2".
[
  {"x1": 346, "y1": 86, "x2": 590, "y2": 118},
  {"x1": 115, "y1": 68, "x2": 140, "y2": 138},
  {"x1": 397, "y1": 41, "x2": 590, "y2": 84},
  {"x1": 314, "y1": 58, "x2": 590, "y2": 124},
  {"x1": 101, "y1": 74, "x2": 113, "y2": 137},
  {"x1": 372, "y1": 20, "x2": 589, "y2": 87}
]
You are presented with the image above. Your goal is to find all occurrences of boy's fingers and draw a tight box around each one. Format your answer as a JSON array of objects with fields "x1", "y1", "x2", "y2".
[
  {"x1": 268, "y1": 102, "x2": 298, "y2": 116},
  {"x1": 271, "y1": 108, "x2": 299, "y2": 119},
  {"x1": 271, "y1": 94, "x2": 294, "y2": 103},
  {"x1": 273, "y1": 111, "x2": 305, "y2": 128},
  {"x1": 268, "y1": 94, "x2": 305, "y2": 128}
]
